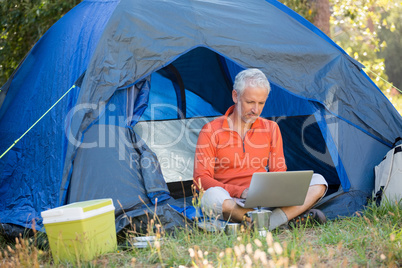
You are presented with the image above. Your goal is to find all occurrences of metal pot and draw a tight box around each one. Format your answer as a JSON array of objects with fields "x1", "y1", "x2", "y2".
[
  {"x1": 224, "y1": 222, "x2": 241, "y2": 235},
  {"x1": 246, "y1": 209, "x2": 272, "y2": 236}
]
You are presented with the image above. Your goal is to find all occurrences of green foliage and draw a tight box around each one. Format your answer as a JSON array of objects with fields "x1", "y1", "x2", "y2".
[
  {"x1": 378, "y1": 3, "x2": 402, "y2": 91},
  {"x1": 330, "y1": 0, "x2": 390, "y2": 86},
  {"x1": 280, "y1": 0, "x2": 402, "y2": 114},
  {"x1": 278, "y1": 0, "x2": 316, "y2": 23},
  {"x1": 0, "y1": 0, "x2": 79, "y2": 87},
  {"x1": 330, "y1": 0, "x2": 393, "y2": 53},
  {"x1": 330, "y1": 0, "x2": 402, "y2": 114}
]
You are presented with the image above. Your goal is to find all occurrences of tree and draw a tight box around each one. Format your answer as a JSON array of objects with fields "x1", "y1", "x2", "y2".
[
  {"x1": 330, "y1": 0, "x2": 401, "y2": 113},
  {"x1": 280, "y1": 0, "x2": 401, "y2": 114},
  {"x1": 279, "y1": 0, "x2": 317, "y2": 24},
  {"x1": 378, "y1": 3, "x2": 402, "y2": 89},
  {"x1": 0, "y1": 0, "x2": 78, "y2": 87},
  {"x1": 310, "y1": 0, "x2": 330, "y2": 36}
]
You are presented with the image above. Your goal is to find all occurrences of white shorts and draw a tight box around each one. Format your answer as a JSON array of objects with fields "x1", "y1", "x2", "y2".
[{"x1": 200, "y1": 173, "x2": 328, "y2": 217}]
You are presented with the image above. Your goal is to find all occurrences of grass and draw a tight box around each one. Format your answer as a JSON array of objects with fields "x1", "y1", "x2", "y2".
[{"x1": 1, "y1": 201, "x2": 402, "y2": 267}]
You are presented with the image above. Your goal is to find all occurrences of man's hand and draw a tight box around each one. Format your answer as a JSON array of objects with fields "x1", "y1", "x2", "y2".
[{"x1": 241, "y1": 188, "x2": 249, "y2": 199}]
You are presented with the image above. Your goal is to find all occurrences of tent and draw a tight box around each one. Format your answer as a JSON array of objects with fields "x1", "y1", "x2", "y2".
[{"x1": 1, "y1": 0, "x2": 401, "y2": 234}]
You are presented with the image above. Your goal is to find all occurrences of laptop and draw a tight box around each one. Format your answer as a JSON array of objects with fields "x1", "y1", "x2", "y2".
[{"x1": 235, "y1": 170, "x2": 313, "y2": 208}]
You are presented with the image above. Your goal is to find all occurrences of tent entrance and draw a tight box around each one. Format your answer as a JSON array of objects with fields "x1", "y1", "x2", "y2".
[
  {"x1": 134, "y1": 114, "x2": 341, "y2": 199},
  {"x1": 135, "y1": 47, "x2": 341, "y2": 199},
  {"x1": 140, "y1": 47, "x2": 234, "y2": 121},
  {"x1": 273, "y1": 115, "x2": 341, "y2": 196}
]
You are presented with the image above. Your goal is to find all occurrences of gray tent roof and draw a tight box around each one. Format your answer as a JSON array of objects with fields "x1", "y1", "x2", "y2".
[{"x1": 74, "y1": 0, "x2": 401, "y2": 144}]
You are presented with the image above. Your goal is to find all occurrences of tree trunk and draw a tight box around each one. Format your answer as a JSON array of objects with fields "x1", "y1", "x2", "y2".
[{"x1": 310, "y1": 0, "x2": 331, "y2": 36}]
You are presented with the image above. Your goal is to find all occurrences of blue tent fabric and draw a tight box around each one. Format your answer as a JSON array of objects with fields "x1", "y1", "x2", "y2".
[
  {"x1": 313, "y1": 108, "x2": 351, "y2": 192},
  {"x1": 60, "y1": 77, "x2": 151, "y2": 205},
  {"x1": 70, "y1": 0, "x2": 401, "y2": 147},
  {"x1": 0, "y1": 0, "x2": 120, "y2": 229},
  {"x1": 1, "y1": 0, "x2": 402, "y2": 233},
  {"x1": 65, "y1": 125, "x2": 182, "y2": 232}
]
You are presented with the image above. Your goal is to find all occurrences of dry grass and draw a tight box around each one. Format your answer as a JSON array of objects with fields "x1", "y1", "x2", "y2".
[{"x1": 1, "y1": 201, "x2": 402, "y2": 267}]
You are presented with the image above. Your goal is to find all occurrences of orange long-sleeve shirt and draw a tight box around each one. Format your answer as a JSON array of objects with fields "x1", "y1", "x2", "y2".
[{"x1": 193, "y1": 105, "x2": 287, "y2": 198}]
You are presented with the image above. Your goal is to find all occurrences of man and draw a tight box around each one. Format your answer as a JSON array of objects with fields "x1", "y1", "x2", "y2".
[{"x1": 193, "y1": 68, "x2": 327, "y2": 230}]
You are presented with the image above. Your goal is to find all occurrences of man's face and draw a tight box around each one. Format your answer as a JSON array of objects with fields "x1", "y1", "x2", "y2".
[{"x1": 232, "y1": 86, "x2": 268, "y2": 125}]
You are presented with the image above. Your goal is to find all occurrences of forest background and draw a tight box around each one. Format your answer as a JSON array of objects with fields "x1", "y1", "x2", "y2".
[{"x1": 1, "y1": 0, "x2": 401, "y2": 114}]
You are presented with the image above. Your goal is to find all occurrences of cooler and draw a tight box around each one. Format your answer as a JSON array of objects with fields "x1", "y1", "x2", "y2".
[{"x1": 41, "y1": 198, "x2": 117, "y2": 263}]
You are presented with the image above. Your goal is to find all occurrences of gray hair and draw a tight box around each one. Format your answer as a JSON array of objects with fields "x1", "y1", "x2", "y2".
[{"x1": 233, "y1": 68, "x2": 271, "y2": 97}]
